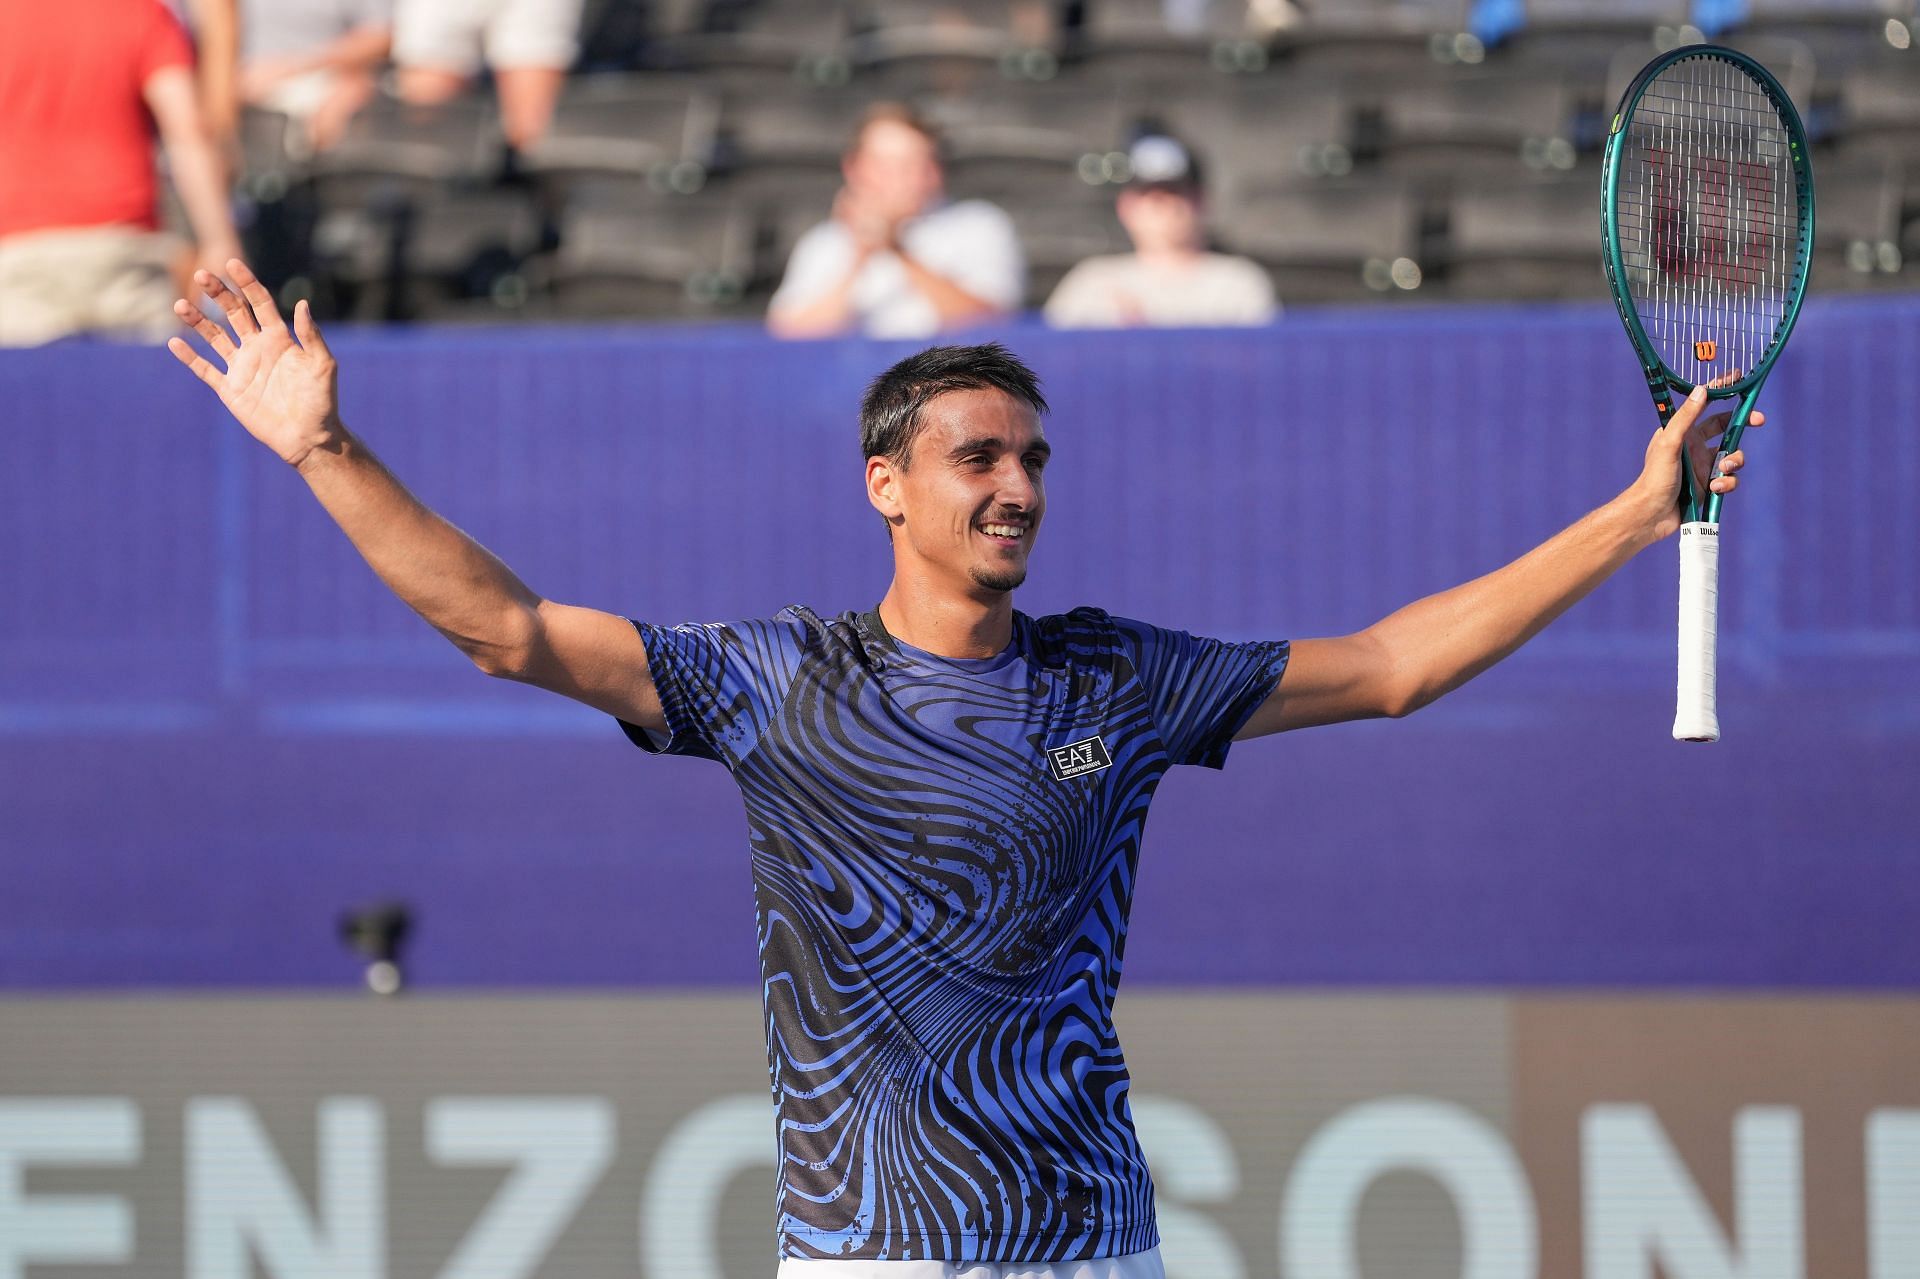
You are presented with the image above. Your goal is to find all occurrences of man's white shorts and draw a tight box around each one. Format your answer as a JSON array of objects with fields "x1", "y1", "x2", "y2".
[
  {"x1": 777, "y1": 1250, "x2": 1166, "y2": 1279},
  {"x1": 393, "y1": 0, "x2": 585, "y2": 74}
]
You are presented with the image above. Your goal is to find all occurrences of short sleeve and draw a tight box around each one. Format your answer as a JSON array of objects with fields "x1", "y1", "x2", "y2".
[
  {"x1": 938, "y1": 202, "x2": 1024, "y2": 310},
  {"x1": 768, "y1": 221, "x2": 853, "y2": 319},
  {"x1": 1215, "y1": 256, "x2": 1278, "y2": 325},
  {"x1": 1110, "y1": 616, "x2": 1290, "y2": 769},
  {"x1": 137, "y1": 0, "x2": 197, "y2": 81},
  {"x1": 1044, "y1": 257, "x2": 1128, "y2": 329},
  {"x1": 618, "y1": 612, "x2": 812, "y2": 769}
]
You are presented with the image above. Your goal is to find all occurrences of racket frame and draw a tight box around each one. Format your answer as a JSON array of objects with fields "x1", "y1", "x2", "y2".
[
  {"x1": 1599, "y1": 43, "x2": 1814, "y2": 741},
  {"x1": 1600, "y1": 43, "x2": 1815, "y2": 523}
]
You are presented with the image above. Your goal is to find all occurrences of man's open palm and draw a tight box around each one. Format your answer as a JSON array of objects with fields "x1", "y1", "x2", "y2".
[{"x1": 167, "y1": 259, "x2": 340, "y2": 469}]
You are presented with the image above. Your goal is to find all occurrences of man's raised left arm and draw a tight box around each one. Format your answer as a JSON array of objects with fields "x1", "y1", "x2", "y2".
[{"x1": 1238, "y1": 385, "x2": 1757, "y2": 738}]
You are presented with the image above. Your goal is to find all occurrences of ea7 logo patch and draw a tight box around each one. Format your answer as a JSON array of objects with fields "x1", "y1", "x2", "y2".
[{"x1": 1046, "y1": 735, "x2": 1113, "y2": 781}]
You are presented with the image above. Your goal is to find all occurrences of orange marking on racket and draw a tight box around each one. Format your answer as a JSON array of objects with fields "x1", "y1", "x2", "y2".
[{"x1": 1694, "y1": 340, "x2": 1718, "y2": 361}]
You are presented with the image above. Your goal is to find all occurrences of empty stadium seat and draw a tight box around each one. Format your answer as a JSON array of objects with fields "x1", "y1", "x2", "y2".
[
  {"x1": 928, "y1": 82, "x2": 1131, "y2": 200},
  {"x1": 1810, "y1": 153, "x2": 1907, "y2": 286},
  {"x1": 516, "y1": 75, "x2": 723, "y2": 204},
  {"x1": 997, "y1": 193, "x2": 1130, "y2": 306},
  {"x1": 1440, "y1": 172, "x2": 1607, "y2": 299},
  {"x1": 1366, "y1": 70, "x2": 1577, "y2": 175},
  {"x1": 543, "y1": 194, "x2": 761, "y2": 319},
  {"x1": 1143, "y1": 79, "x2": 1355, "y2": 206},
  {"x1": 401, "y1": 188, "x2": 547, "y2": 319},
  {"x1": 1222, "y1": 176, "x2": 1426, "y2": 302},
  {"x1": 647, "y1": 0, "x2": 855, "y2": 86},
  {"x1": 1274, "y1": 0, "x2": 1474, "y2": 75},
  {"x1": 311, "y1": 94, "x2": 504, "y2": 200},
  {"x1": 1838, "y1": 59, "x2": 1920, "y2": 159},
  {"x1": 712, "y1": 87, "x2": 868, "y2": 191}
]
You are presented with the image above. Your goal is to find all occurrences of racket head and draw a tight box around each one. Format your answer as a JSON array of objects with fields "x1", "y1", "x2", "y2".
[{"x1": 1601, "y1": 45, "x2": 1815, "y2": 400}]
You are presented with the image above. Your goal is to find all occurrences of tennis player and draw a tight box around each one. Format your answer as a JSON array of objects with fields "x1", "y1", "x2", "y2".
[{"x1": 167, "y1": 260, "x2": 1751, "y2": 1278}]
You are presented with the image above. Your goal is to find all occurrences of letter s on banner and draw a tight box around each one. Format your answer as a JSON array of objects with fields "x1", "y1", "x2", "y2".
[{"x1": 1132, "y1": 1095, "x2": 1247, "y2": 1279}]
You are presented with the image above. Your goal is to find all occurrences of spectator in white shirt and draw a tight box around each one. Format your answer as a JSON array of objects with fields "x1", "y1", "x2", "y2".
[
  {"x1": 1046, "y1": 132, "x2": 1275, "y2": 330},
  {"x1": 768, "y1": 102, "x2": 1025, "y2": 341},
  {"x1": 239, "y1": 0, "x2": 393, "y2": 154}
]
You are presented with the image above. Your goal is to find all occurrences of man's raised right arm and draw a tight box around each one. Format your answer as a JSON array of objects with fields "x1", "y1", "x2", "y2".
[{"x1": 167, "y1": 260, "x2": 666, "y2": 731}]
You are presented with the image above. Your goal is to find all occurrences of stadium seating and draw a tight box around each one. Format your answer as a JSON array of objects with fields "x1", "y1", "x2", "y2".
[{"x1": 198, "y1": 0, "x2": 1915, "y2": 322}]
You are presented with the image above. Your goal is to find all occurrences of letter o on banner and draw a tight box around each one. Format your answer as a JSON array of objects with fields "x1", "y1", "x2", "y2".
[
  {"x1": 639, "y1": 1095, "x2": 773, "y2": 1277},
  {"x1": 1280, "y1": 1097, "x2": 1538, "y2": 1279}
]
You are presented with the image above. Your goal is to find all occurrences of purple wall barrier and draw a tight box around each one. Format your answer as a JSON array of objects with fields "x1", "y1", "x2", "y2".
[{"x1": 2, "y1": 298, "x2": 1916, "y2": 990}]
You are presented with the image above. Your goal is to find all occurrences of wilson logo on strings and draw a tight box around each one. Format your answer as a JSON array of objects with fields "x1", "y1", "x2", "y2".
[{"x1": 1046, "y1": 735, "x2": 1113, "y2": 781}]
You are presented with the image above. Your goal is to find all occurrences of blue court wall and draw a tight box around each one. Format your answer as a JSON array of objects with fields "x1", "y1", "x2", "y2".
[{"x1": 2, "y1": 297, "x2": 1916, "y2": 990}]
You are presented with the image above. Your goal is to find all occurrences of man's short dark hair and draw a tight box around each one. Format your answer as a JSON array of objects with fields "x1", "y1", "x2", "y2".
[{"x1": 860, "y1": 343, "x2": 1049, "y2": 468}]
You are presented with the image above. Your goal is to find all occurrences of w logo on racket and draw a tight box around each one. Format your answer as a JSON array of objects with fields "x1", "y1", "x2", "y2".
[
  {"x1": 1695, "y1": 340, "x2": 1718, "y2": 361},
  {"x1": 1650, "y1": 151, "x2": 1779, "y2": 295}
]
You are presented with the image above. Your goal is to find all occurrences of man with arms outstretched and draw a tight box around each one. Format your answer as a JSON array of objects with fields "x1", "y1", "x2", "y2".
[{"x1": 167, "y1": 261, "x2": 1753, "y2": 1278}]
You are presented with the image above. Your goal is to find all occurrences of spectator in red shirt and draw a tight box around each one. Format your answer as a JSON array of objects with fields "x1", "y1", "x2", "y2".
[{"x1": 0, "y1": 0, "x2": 242, "y2": 346}]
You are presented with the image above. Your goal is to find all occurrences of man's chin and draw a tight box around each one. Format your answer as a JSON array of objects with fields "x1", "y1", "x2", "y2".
[{"x1": 969, "y1": 564, "x2": 1028, "y2": 594}]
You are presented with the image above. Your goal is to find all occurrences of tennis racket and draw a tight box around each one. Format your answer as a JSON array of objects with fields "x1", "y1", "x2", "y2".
[{"x1": 1601, "y1": 45, "x2": 1814, "y2": 742}]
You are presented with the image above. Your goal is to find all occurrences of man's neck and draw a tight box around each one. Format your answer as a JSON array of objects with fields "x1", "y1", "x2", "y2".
[
  {"x1": 1135, "y1": 243, "x2": 1204, "y2": 272},
  {"x1": 876, "y1": 581, "x2": 1015, "y2": 660}
]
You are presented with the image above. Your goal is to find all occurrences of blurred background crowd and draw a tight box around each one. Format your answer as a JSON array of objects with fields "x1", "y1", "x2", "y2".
[{"x1": 0, "y1": 0, "x2": 1914, "y2": 344}]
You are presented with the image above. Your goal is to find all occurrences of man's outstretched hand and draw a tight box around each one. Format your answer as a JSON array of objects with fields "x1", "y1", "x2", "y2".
[
  {"x1": 1624, "y1": 383, "x2": 1760, "y2": 542},
  {"x1": 166, "y1": 260, "x2": 342, "y2": 470}
]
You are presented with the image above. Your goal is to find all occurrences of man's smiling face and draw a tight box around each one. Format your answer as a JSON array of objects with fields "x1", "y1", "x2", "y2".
[{"x1": 870, "y1": 386, "x2": 1050, "y2": 599}]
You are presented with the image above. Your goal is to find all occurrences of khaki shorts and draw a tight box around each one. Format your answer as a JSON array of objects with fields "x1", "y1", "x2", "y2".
[
  {"x1": 393, "y1": 0, "x2": 585, "y2": 73},
  {"x1": 0, "y1": 226, "x2": 182, "y2": 347},
  {"x1": 777, "y1": 1250, "x2": 1167, "y2": 1279}
]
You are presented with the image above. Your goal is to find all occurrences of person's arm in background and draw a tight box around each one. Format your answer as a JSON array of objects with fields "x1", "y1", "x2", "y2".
[
  {"x1": 242, "y1": 24, "x2": 393, "y2": 92},
  {"x1": 165, "y1": 261, "x2": 667, "y2": 730},
  {"x1": 187, "y1": 0, "x2": 241, "y2": 158},
  {"x1": 767, "y1": 208, "x2": 870, "y2": 340},
  {"x1": 895, "y1": 203, "x2": 1023, "y2": 330},
  {"x1": 893, "y1": 249, "x2": 1007, "y2": 328},
  {"x1": 144, "y1": 65, "x2": 244, "y2": 279}
]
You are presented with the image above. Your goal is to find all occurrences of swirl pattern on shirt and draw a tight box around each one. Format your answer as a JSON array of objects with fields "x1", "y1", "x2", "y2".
[{"x1": 624, "y1": 606, "x2": 1287, "y2": 1261}]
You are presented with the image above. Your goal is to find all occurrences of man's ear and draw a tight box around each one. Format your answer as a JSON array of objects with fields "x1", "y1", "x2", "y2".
[{"x1": 866, "y1": 454, "x2": 902, "y2": 524}]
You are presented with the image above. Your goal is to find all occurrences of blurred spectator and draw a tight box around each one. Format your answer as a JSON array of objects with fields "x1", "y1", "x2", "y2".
[
  {"x1": 392, "y1": 0, "x2": 585, "y2": 149},
  {"x1": 769, "y1": 103, "x2": 1024, "y2": 341},
  {"x1": 1045, "y1": 133, "x2": 1274, "y2": 329},
  {"x1": 0, "y1": 0, "x2": 242, "y2": 346},
  {"x1": 183, "y1": 0, "x2": 242, "y2": 159},
  {"x1": 239, "y1": 0, "x2": 393, "y2": 153}
]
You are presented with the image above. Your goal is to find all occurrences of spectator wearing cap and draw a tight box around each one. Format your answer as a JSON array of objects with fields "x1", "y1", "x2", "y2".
[
  {"x1": 1045, "y1": 133, "x2": 1275, "y2": 330},
  {"x1": 0, "y1": 0, "x2": 243, "y2": 346},
  {"x1": 768, "y1": 103, "x2": 1025, "y2": 341}
]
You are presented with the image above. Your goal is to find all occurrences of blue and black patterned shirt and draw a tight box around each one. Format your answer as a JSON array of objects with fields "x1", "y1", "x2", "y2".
[{"x1": 621, "y1": 605, "x2": 1288, "y2": 1262}]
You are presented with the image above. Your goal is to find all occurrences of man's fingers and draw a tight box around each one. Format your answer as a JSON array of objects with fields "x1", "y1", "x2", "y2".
[
  {"x1": 166, "y1": 336, "x2": 222, "y2": 388},
  {"x1": 228, "y1": 259, "x2": 284, "y2": 329},
  {"x1": 1661, "y1": 385, "x2": 1710, "y2": 449},
  {"x1": 199, "y1": 268, "x2": 259, "y2": 336},
  {"x1": 174, "y1": 298, "x2": 235, "y2": 359},
  {"x1": 292, "y1": 298, "x2": 332, "y2": 359}
]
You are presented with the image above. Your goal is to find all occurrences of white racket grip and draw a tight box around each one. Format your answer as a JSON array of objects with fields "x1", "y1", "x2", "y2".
[{"x1": 1672, "y1": 521, "x2": 1722, "y2": 743}]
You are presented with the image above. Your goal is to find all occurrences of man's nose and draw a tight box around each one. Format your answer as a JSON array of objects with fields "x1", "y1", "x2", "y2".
[{"x1": 995, "y1": 458, "x2": 1037, "y2": 506}]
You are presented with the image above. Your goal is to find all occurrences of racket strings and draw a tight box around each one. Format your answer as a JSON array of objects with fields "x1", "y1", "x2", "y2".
[{"x1": 1614, "y1": 54, "x2": 1799, "y2": 386}]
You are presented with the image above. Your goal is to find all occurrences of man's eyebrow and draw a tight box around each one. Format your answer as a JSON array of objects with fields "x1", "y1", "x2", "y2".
[{"x1": 947, "y1": 436, "x2": 1053, "y2": 459}]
